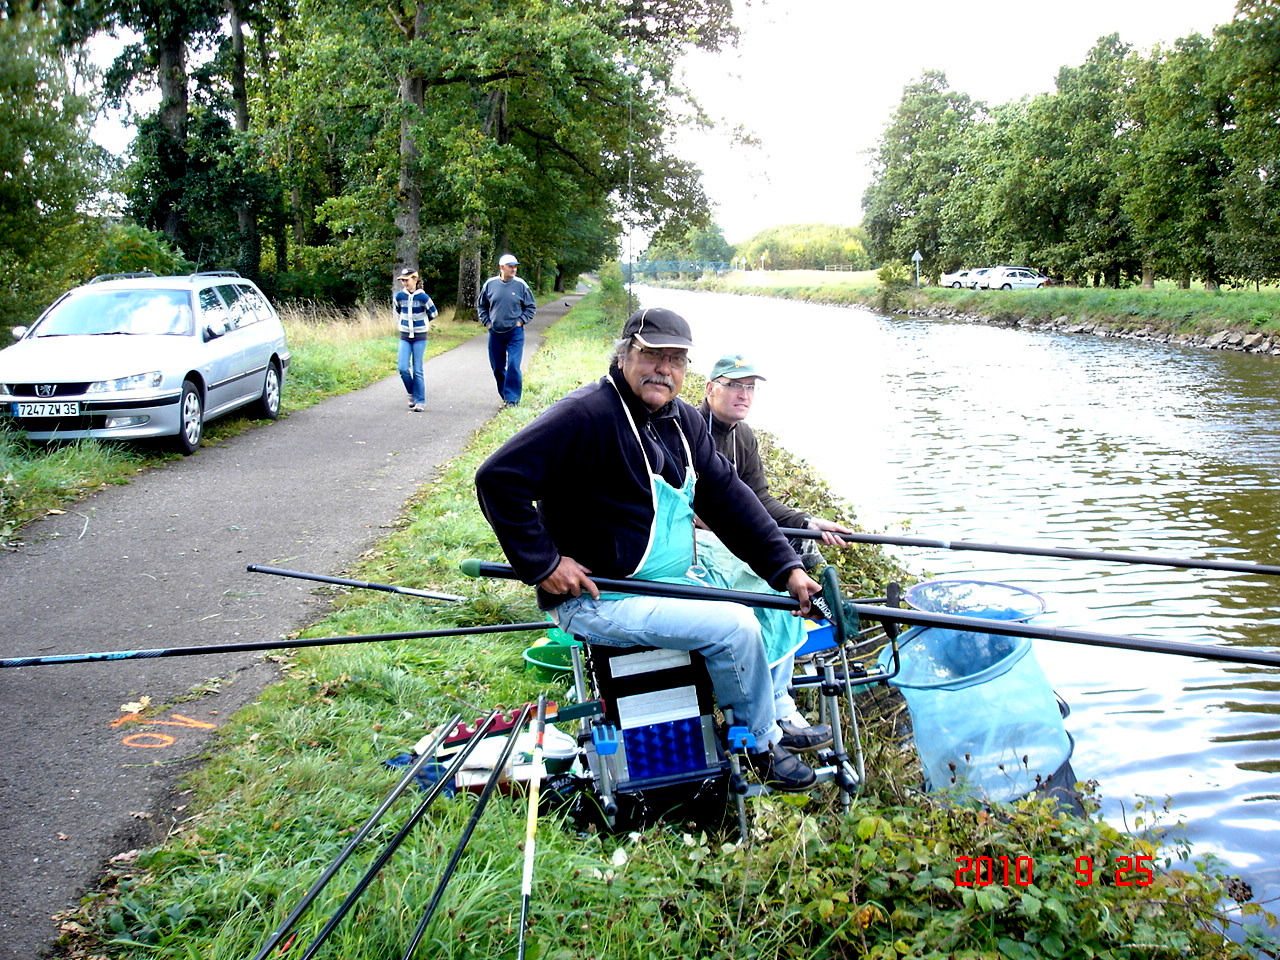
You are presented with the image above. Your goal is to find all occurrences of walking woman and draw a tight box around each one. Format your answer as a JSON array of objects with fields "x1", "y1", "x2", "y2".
[{"x1": 394, "y1": 270, "x2": 438, "y2": 411}]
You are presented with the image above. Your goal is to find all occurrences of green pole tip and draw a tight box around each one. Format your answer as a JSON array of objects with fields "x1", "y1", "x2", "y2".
[{"x1": 459, "y1": 558, "x2": 482, "y2": 577}]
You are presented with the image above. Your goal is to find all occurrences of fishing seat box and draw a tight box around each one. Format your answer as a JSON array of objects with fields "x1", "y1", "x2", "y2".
[{"x1": 582, "y1": 643, "x2": 724, "y2": 792}]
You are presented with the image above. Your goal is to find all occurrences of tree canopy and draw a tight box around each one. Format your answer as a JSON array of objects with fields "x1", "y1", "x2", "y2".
[{"x1": 862, "y1": 3, "x2": 1280, "y2": 288}]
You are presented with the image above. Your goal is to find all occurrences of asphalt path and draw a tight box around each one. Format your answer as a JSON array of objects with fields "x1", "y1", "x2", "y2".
[{"x1": 0, "y1": 294, "x2": 578, "y2": 960}]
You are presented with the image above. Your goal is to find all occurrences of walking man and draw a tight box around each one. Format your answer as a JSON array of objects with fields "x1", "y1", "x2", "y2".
[
  {"x1": 476, "y1": 308, "x2": 822, "y2": 791},
  {"x1": 477, "y1": 253, "x2": 536, "y2": 407}
]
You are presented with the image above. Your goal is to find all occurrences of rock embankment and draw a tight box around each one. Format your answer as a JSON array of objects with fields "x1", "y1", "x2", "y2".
[{"x1": 904, "y1": 306, "x2": 1280, "y2": 356}]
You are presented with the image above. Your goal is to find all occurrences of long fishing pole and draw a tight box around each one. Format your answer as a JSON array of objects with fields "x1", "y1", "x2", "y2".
[
  {"x1": 250, "y1": 713, "x2": 462, "y2": 960},
  {"x1": 460, "y1": 559, "x2": 1280, "y2": 669},
  {"x1": 778, "y1": 527, "x2": 1280, "y2": 578},
  {"x1": 0, "y1": 621, "x2": 549, "y2": 669},
  {"x1": 297, "y1": 709, "x2": 505, "y2": 960},
  {"x1": 247, "y1": 564, "x2": 466, "y2": 602},
  {"x1": 400, "y1": 703, "x2": 535, "y2": 960},
  {"x1": 516, "y1": 694, "x2": 547, "y2": 960}
]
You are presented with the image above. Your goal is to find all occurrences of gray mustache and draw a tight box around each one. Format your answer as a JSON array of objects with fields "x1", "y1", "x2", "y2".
[{"x1": 641, "y1": 375, "x2": 675, "y2": 389}]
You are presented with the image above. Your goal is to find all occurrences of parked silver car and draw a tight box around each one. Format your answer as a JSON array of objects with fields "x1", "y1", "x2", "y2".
[{"x1": 0, "y1": 272, "x2": 290, "y2": 454}]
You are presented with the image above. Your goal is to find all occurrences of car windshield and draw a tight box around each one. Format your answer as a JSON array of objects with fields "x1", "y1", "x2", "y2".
[{"x1": 31, "y1": 289, "x2": 194, "y2": 337}]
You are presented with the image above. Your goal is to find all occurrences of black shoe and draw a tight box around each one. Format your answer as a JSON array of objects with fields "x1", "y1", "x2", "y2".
[
  {"x1": 747, "y1": 742, "x2": 817, "y2": 792},
  {"x1": 778, "y1": 719, "x2": 833, "y2": 753}
]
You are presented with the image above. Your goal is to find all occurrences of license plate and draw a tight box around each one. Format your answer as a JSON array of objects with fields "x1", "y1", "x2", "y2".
[{"x1": 15, "y1": 401, "x2": 80, "y2": 417}]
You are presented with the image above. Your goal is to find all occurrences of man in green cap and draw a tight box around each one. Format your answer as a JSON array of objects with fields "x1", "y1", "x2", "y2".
[{"x1": 696, "y1": 352, "x2": 859, "y2": 751}]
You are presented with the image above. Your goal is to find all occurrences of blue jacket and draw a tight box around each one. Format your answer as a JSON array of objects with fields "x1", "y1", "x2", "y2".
[
  {"x1": 477, "y1": 275, "x2": 535, "y2": 332},
  {"x1": 475, "y1": 362, "x2": 803, "y2": 608}
]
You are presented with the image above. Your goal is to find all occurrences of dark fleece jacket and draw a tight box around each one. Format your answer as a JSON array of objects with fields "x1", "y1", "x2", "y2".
[{"x1": 476, "y1": 362, "x2": 802, "y2": 608}]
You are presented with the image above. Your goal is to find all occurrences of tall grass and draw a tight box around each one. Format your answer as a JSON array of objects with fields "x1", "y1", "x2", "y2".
[{"x1": 56, "y1": 289, "x2": 1272, "y2": 960}]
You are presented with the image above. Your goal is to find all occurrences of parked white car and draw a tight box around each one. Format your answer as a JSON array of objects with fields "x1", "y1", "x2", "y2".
[
  {"x1": 983, "y1": 267, "x2": 1052, "y2": 290},
  {"x1": 0, "y1": 272, "x2": 290, "y2": 454},
  {"x1": 966, "y1": 267, "x2": 996, "y2": 289},
  {"x1": 939, "y1": 269, "x2": 976, "y2": 288}
]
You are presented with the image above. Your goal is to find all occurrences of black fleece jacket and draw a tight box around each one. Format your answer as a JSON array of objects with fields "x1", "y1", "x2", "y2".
[
  {"x1": 697, "y1": 400, "x2": 810, "y2": 530},
  {"x1": 475, "y1": 362, "x2": 803, "y2": 608}
]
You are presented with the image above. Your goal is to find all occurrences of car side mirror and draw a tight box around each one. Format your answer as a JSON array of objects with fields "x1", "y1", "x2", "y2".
[
  {"x1": 11, "y1": 326, "x2": 28, "y2": 340},
  {"x1": 203, "y1": 322, "x2": 226, "y2": 341}
]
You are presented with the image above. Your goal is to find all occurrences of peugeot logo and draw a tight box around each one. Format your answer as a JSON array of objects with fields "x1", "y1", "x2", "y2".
[{"x1": 36, "y1": 384, "x2": 56, "y2": 398}]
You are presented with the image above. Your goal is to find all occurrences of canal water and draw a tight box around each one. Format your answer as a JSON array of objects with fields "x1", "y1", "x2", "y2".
[{"x1": 633, "y1": 284, "x2": 1280, "y2": 921}]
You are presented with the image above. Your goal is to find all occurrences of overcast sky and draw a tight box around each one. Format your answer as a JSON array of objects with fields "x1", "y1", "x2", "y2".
[{"x1": 672, "y1": 0, "x2": 1240, "y2": 243}]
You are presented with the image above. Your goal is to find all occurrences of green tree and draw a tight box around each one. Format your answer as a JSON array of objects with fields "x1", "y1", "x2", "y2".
[
  {"x1": 1121, "y1": 35, "x2": 1232, "y2": 288},
  {"x1": 0, "y1": 9, "x2": 101, "y2": 323},
  {"x1": 861, "y1": 71, "x2": 982, "y2": 278},
  {"x1": 737, "y1": 223, "x2": 868, "y2": 271},
  {"x1": 1212, "y1": 1, "x2": 1280, "y2": 285}
]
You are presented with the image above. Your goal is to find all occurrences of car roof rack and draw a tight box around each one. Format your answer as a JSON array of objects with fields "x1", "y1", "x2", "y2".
[
  {"x1": 88, "y1": 272, "x2": 158, "y2": 283},
  {"x1": 191, "y1": 270, "x2": 242, "y2": 278}
]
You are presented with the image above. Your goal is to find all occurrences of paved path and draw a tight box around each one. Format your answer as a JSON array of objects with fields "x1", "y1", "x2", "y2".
[{"x1": 0, "y1": 294, "x2": 579, "y2": 960}]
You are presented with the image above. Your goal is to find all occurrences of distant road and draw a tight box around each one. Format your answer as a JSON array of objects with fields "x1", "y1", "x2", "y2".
[{"x1": 0, "y1": 294, "x2": 578, "y2": 960}]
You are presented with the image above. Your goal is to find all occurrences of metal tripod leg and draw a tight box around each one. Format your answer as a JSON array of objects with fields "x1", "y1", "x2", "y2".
[{"x1": 722, "y1": 706, "x2": 753, "y2": 841}]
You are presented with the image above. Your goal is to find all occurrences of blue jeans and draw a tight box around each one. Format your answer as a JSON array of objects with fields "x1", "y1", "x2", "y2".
[
  {"x1": 487, "y1": 325, "x2": 524, "y2": 403},
  {"x1": 398, "y1": 337, "x2": 426, "y2": 404},
  {"x1": 552, "y1": 594, "x2": 786, "y2": 748}
]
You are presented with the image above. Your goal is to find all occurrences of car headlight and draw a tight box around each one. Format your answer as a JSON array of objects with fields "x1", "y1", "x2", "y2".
[
  {"x1": 86, "y1": 371, "x2": 164, "y2": 394},
  {"x1": 0, "y1": 383, "x2": 12, "y2": 397}
]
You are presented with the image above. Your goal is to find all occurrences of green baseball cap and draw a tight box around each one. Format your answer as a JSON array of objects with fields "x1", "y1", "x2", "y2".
[{"x1": 709, "y1": 354, "x2": 765, "y2": 381}]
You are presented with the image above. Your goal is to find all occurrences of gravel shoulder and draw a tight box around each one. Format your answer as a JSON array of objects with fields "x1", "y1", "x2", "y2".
[{"x1": 0, "y1": 295, "x2": 578, "y2": 960}]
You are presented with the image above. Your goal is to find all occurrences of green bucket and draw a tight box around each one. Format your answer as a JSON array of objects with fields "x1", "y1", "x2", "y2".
[{"x1": 522, "y1": 638, "x2": 581, "y2": 682}]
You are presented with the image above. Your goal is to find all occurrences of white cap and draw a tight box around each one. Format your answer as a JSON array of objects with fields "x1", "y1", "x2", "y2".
[{"x1": 498, "y1": 254, "x2": 519, "y2": 266}]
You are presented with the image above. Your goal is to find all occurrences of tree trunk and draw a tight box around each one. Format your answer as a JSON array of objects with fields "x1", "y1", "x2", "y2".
[
  {"x1": 392, "y1": 3, "x2": 430, "y2": 285},
  {"x1": 1141, "y1": 263, "x2": 1155, "y2": 290},
  {"x1": 155, "y1": 31, "x2": 189, "y2": 249},
  {"x1": 456, "y1": 225, "x2": 483, "y2": 322},
  {"x1": 227, "y1": 0, "x2": 260, "y2": 279}
]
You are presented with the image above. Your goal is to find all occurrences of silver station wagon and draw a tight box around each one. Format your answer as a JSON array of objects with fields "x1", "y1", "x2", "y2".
[{"x1": 0, "y1": 272, "x2": 290, "y2": 454}]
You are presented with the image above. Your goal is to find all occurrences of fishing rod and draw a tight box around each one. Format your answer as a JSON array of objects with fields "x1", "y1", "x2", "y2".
[
  {"x1": 250, "y1": 713, "x2": 462, "y2": 960},
  {"x1": 517, "y1": 694, "x2": 548, "y2": 960},
  {"x1": 400, "y1": 703, "x2": 535, "y2": 960},
  {"x1": 460, "y1": 559, "x2": 1280, "y2": 670},
  {"x1": 297, "y1": 709, "x2": 506, "y2": 960},
  {"x1": 247, "y1": 564, "x2": 466, "y2": 602},
  {"x1": 778, "y1": 527, "x2": 1280, "y2": 578},
  {"x1": 0, "y1": 621, "x2": 550, "y2": 669}
]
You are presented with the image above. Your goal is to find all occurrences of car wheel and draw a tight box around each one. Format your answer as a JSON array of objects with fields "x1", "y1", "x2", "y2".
[
  {"x1": 1001, "y1": 283, "x2": 1013, "y2": 290},
  {"x1": 251, "y1": 361, "x2": 282, "y2": 421},
  {"x1": 174, "y1": 380, "x2": 204, "y2": 455},
  {"x1": 951, "y1": 282, "x2": 962, "y2": 288}
]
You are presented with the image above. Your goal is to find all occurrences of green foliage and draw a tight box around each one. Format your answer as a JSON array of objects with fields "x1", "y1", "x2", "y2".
[
  {"x1": 91, "y1": 223, "x2": 195, "y2": 277},
  {"x1": 862, "y1": 10, "x2": 1280, "y2": 288},
  {"x1": 737, "y1": 223, "x2": 870, "y2": 271},
  {"x1": 0, "y1": 10, "x2": 104, "y2": 325}
]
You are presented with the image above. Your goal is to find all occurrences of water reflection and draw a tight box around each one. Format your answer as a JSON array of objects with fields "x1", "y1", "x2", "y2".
[{"x1": 634, "y1": 285, "x2": 1280, "y2": 917}]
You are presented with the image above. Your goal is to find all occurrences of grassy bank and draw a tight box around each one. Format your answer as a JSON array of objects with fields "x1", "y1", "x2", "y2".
[
  {"x1": 675, "y1": 270, "x2": 1280, "y2": 339},
  {"x1": 0, "y1": 303, "x2": 478, "y2": 545},
  {"x1": 56, "y1": 286, "x2": 1271, "y2": 959}
]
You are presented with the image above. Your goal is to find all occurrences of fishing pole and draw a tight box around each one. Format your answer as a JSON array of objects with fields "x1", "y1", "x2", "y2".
[
  {"x1": 250, "y1": 713, "x2": 462, "y2": 960},
  {"x1": 0, "y1": 621, "x2": 549, "y2": 669},
  {"x1": 517, "y1": 694, "x2": 548, "y2": 960},
  {"x1": 778, "y1": 527, "x2": 1280, "y2": 578},
  {"x1": 400, "y1": 703, "x2": 535, "y2": 960},
  {"x1": 460, "y1": 559, "x2": 1280, "y2": 669},
  {"x1": 247, "y1": 564, "x2": 466, "y2": 602},
  {"x1": 296, "y1": 709, "x2": 505, "y2": 960}
]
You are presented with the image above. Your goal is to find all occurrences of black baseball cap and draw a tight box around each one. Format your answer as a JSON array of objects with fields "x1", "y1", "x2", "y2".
[{"x1": 622, "y1": 307, "x2": 693, "y2": 350}]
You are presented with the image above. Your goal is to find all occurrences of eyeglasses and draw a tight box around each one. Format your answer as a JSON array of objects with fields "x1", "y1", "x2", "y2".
[
  {"x1": 634, "y1": 346, "x2": 689, "y2": 370},
  {"x1": 714, "y1": 378, "x2": 757, "y2": 393}
]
